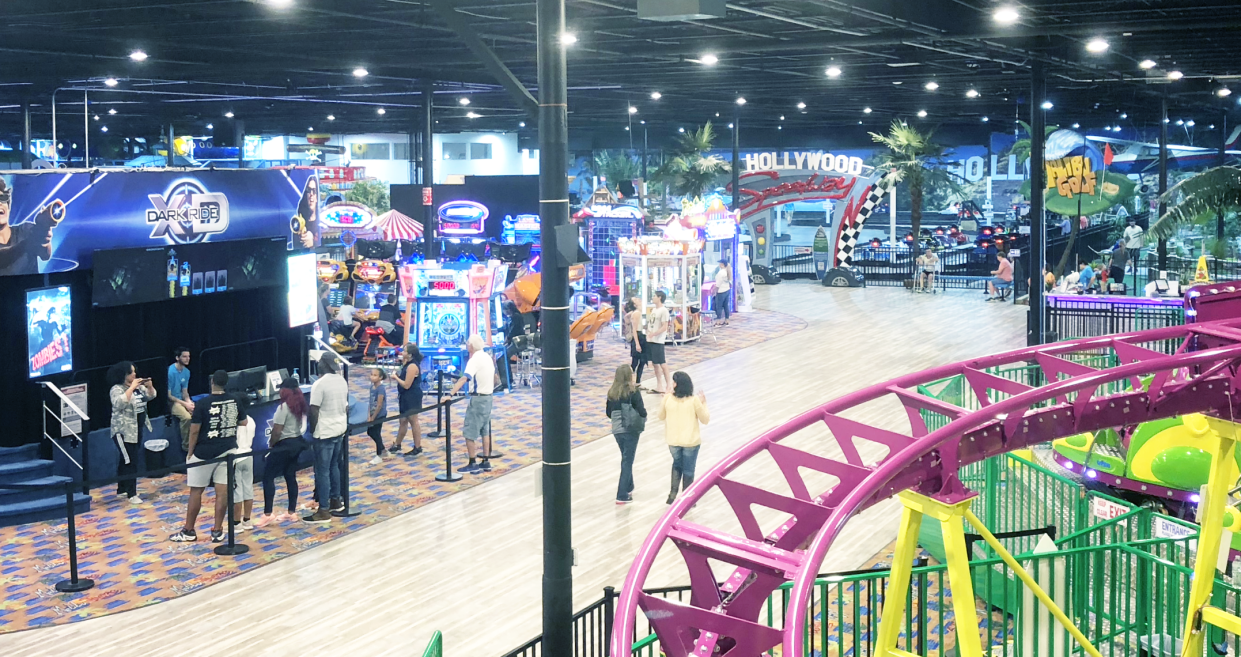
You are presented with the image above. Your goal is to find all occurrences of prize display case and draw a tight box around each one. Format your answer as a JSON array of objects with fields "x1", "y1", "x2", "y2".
[{"x1": 618, "y1": 237, "x2": 704, "y2": 344}]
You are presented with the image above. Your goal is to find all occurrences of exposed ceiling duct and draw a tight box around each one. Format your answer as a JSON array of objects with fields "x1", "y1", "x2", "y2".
[{"x1": 636, "y1": 0, "x2": 727, "y2": 22}]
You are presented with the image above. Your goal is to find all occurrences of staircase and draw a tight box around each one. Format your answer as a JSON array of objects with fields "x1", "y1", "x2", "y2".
[{"x1": 0, "y1": 444, "x2": 91, "y2": 528}]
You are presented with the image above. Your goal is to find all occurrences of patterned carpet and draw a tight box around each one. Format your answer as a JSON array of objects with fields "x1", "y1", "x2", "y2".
[{"x1": 0, "y1": 309, "x2": 805, "y2": 634}]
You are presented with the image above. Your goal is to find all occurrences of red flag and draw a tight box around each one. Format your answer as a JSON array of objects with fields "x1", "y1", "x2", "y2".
[{"x1": 1103, "y1": 143, "x2": 1114, "y2": 167}]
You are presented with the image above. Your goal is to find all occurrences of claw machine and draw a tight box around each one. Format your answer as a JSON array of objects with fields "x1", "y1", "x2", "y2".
[{"x1": 618, "y1": 237, "x2": 704, "y2": 344}]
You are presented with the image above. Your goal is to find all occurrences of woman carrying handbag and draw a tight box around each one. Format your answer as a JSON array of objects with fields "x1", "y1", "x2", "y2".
[{"x1": 606, "y1": 364, "x2": 647, "y2": 505}]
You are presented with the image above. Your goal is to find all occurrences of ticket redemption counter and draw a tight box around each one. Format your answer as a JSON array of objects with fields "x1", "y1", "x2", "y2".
[
  {"x1": 399, "y1": 261, "x2": 510, "y2": 390},
  {"x1": 619, "y1": 237, "x2": 704, "y2": 344}
]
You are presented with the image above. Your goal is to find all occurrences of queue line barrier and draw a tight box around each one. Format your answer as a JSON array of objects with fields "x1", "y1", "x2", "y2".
[{"x1": 0, "y1": 392, "x2": 474, "y2": 595}]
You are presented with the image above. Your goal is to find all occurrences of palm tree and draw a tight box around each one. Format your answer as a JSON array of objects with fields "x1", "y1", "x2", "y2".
[
  {"x1": 869, "y1": 120, "x2": 963, "y2": 238},
  {"x1": 591, "y1": 150, "x2": 641, "y2": 193},
  {"x1": 649, "y1": 122, "x2": 731, "y2": 206},
  {"x1": 1148, "y1": 166, "x2": 1241, "y2": 242}
]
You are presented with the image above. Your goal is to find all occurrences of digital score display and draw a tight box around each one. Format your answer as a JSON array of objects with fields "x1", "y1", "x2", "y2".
[
  {"x1": 437, "y1": 200, "x2": 488, "y2": 235},
  {"x1": 431, "y1": 280, "x2": 457, "y2": 291}
]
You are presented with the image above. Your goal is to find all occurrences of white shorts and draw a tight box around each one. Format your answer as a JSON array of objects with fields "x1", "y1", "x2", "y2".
[
  {"x1": 233, "y1": 456, "x2": 254, "y2": 501},
  {"x1": 186, "y1": 449, "x2": 237, "y2": 488}
]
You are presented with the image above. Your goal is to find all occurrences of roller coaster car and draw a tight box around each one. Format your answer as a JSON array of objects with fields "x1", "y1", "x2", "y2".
[
  {"x1": 351, "y1": 259, "x2": 396, "y2": 284},
  {"x1": 1051, "y1": 413, "x2": 1241, "y2": 503}
]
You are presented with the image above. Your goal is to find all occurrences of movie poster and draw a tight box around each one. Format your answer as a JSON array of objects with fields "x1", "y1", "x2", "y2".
[
  {"x1": 27, "y1": 285, "x2": 72, "y2": 378},
  {"x1": 0, "y1": 169, "x2": 318, "y2": 277}
]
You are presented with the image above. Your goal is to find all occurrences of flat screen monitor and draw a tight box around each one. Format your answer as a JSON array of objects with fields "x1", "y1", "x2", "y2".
[
  {"x1": 226, "y1": 365, "x2": 268, "y2": 396},
  {"x1": 287, "y1": 252, "x2": 319, "y2": 327},
  {"x1": 27, "y1": 286, "x2": 73, "y2": 378}
]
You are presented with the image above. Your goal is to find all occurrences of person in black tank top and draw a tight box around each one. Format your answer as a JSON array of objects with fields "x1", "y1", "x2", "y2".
[{"x1": 393, "y1": 343, "x2": 424, "y2": 456}]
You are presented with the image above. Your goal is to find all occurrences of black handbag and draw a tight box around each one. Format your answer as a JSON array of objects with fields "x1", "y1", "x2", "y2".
[{"x1": 611, "y1": 398, "x2": 646, "y2": 434}]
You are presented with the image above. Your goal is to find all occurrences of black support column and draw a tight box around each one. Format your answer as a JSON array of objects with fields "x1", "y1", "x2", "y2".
[
  {"x1": 537, "y1": 0, "x2": 573, "y2": 653},
  {"x1": 234, "y1": 120, "x2": 246, "y2": 169},
  {"x1": 1028, "y1": 61, "x2": 1047, "y2": 346},
  {"x1": 166, "y1": 124, "x2": 175, "y2": 167},
  {"x1": 731, "y1": 110, "x2": 741, "y2": 211},
  {"x1": 1158, "y1": 96, "x2": 1168, "y2": 271},
  {"x1": 1217, "y1": 111, "x2": 1229, "y2": 240},
  {"x1": 21, "y1": 101, "x2": 33, "y2": 170},
  {"x1": 423, "y1": 80, "x2": 438, "y2": 261}
]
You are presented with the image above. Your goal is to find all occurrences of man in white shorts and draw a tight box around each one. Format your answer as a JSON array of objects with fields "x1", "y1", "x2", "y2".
[{"x1": 169, "y1": 369, "x2": 249, "y2": 543}]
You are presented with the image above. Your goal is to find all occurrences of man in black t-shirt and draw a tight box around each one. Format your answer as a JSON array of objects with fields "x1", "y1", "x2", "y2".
[{"x1": 169, "y1": 369, "x2": 249, "y2": 543}]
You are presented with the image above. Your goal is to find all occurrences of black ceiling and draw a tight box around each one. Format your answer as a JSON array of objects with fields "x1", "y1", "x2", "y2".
[{"x1": 1, "y1": 0, "x2": 1239, "y2": 149}]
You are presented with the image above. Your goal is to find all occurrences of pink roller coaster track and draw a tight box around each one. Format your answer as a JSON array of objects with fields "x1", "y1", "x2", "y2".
[{"x1": 611, "y1": 317, "x2": 1241, "y2": 657}]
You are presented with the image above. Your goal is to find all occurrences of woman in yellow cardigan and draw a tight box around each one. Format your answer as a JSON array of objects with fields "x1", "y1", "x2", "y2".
[{"x1": 658, "y1": 371, "x2": 710, "y2": 504}]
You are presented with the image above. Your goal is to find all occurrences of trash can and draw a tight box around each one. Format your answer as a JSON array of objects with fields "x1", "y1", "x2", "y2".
[{"x1": 143, "y1": 438, "x2": 171, "y2": 477}]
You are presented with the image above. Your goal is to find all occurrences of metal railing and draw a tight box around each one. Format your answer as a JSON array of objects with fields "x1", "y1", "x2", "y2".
[
  {"x1": 1144, "y1": 252, "x2": 1241, "y2": 287},
  {"x1": 1045, "y1": 297, "x2": 1185, "y2": 341},
  {"x1": 422, "y1": 631, "x2": 444, "y2": 657},
  {"x1": 500, "y1": 587, "x2": 616, "y2": 657},
  {"x1": 849, "y1": 245, "x2": 997, "y2": 289}
]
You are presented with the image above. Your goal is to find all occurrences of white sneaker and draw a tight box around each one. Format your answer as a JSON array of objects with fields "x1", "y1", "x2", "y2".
[
  {"x1": 232, "y1": 522, "x2": 246, "y2": 535},
  {"x1": 368, "y1": 455, "x2": 383, "y2": 465},
  {"x1": 240, "y1": 520, "x2": 254, "y2": 531},
  {"x1": 128, "y1": 495, "x2": 144, "y2": 505}
]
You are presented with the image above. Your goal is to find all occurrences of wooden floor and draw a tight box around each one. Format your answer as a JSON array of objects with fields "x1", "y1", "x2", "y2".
[{"x1": 0, "y1": 283, "x2": 1027, "y2": 656}]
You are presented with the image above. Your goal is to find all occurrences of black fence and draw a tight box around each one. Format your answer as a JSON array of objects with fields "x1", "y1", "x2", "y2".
[
  {"x1": 769, "y1": 244, "x2": 816, "y2": 277},
  {"x1": 1046, "y1": 297, "x2": 1185, "y2": 341},
  {"x1": 1142, "y1": 253, "x2": 1241, "y2": 288},
  {"x1": 849, "y1": 245, "x2": 997, "y2": 289},
  {"x1": 500, "y1": 587, "x2": 616, "y2": 657}
]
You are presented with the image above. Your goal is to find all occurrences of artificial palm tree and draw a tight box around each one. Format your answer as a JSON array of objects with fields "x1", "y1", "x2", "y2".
[
  {"x1": 1148, "y1": 166, "x2": 1241, "y2": 242},
  {"x1": 591, "y1": 150, "x2": 641, "y2": 193},
  {"x1": 649, "y1": 122, "x2": 731, "y2": 205},
  {"x1": 869, "y1": 120, "x2": 963, "y2": 238}
]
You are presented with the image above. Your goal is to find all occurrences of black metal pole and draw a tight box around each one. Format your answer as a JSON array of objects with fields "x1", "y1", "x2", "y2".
[
  {"x1": 537, "y1": 0, "x2": 573, "y2": 652},
  {"x1": 214, "y1": 453, "x2": 249, "y2": 555},
  {"x1": 166, "y1": 124, "x2": 175, "y2": 167},
  {"x1": 423, "y1": 80, "x2": 438, "y2": 261},
  {"x1": 235, "y1": 120, "x2": 246, "y2": 169},
  {"x1": 434, "y1": 398, "x2": 462, "y2": 482},
  {"x1": 1217, "y1": 112, "x2": 1228, "y2": 241},
  {"x1": 641, "y1": 127, "x2": 648, "y2": 207},
  {"x1": 429, "y1": 369, "x2": 445, "y2": 438},
  {"x1": 1158, "y1": 95, "x2": 1169, "y2": 271},
  {"x1": 55, "y1": 481, "x2": 94, "y2": 592},
  {"x1": 21, "y1": 100, "x2": 33, "y2": 170},
  {"x1": 333, "y1": 435, "x2": 358, "y2": 517},
  {"x1": 731, "y1": 110, "x2": 741, "y2": 212},
  {"x1": 1028, "y1": 61, "x2": 1047, "y2": 346}
]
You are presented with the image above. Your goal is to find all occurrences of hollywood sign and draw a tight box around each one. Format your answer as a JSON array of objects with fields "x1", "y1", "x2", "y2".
[{"x1": 743, "y1": 151, "x2": 867, "y2": 176}]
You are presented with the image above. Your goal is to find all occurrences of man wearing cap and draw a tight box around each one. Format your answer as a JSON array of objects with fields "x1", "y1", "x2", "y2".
[{"x1": 449, "y1": 335, "x2": 498, "y2": 474}]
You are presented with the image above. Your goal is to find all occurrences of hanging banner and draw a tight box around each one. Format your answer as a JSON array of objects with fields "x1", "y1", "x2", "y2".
[{"x1": 0, "y1": 168, "x2": 319, "y2": 276}]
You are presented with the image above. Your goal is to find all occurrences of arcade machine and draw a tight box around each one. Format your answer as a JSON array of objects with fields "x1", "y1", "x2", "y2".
[
  {"x1": 618, "y1": 237, "x2": 704, "y2": 344},
  {"x1": 398, "y1": 260, "x2": 510, "y2": 390},
  {"x1": 351, "y1": 259, "x2": 401, "y2": 365},
  {"x1": 572, "y1": 188, "x2": 644, "y2": 302},
  {"x1": 437, "y1": 199, "x2": 491, "y2": 263},
  {"x1": 661, "y1": 195, "x2": 742, "y2": 318},
  {"x1": 502, "y1": 213, "x2": 542, "y2": 261}
]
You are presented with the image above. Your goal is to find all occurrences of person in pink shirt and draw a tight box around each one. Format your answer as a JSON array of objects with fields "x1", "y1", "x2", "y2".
[{"x1": 987, "y1": 252, "x2": 1014, "y2": 301}]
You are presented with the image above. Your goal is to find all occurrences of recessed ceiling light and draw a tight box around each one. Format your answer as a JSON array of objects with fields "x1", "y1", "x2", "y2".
[
  {"x1": 863, "y1": 107, "x2": 872, "y2": 114},
  {"x1": 1120, "y1": 113, "x2": 1128, "y2": 119},
  {"x1": 266, "y1": 0, "x2": 293, "y2": 7},
  {"x1": 825, "y1": 66, "x2": 842, "y2": 78},
  {"x1": 982, "y1": 116, "x2": 990, "y2": 122},
  {"x1": 625, "y1": 126, "x2": 630, "y2": 131},
  {"x1": 650, "y1": 92, "x2": 662, "y2": 100},
  {"x1": 1187, "y1": 119, "x2": 1196, "y2": 127},
  {"x1": 1139, "y1": 59, "x2": 1157, "y2": 70},
  {"x1": 892, "y1": 81, "x2": 903, "y2": 85},
  {"x1": 129, "y1": 50, "x2": 148, "y2": 62},
  {"x1": 466, "y1": 111, "x2": 479, "y2": 119},
  {"x1": 560, "y1": 32, "x2": 578, "y2": 46},
  {"x1": 727, "y1": 123, "x2": 734, "y2": 129},
  {"x1": 924, "y1": 81, "x2": 939, "y2": 91},
  {"x1": 628, "y1": 106, "x2": 638, "y2": 114},
  {"x1": 101, "y1": 126, "x2": 108, "y2": 133},
  {"x1": 715, "y1": 112, "x2": 720, "y2": 117},
  {"x1": 796, "y1": 102, "x2": 806, "y2": 109},
  {"x1": 353, "y1": 67, "x2": 369, "y2": 78},
  {"x1": 1072, "y1": 123, "x2": 1080, "y2": 129},
  {"x1": 377, "y1": 108, "x2": 386, "y2": 115},
  {"x1": 993, "y1": 6, "x2": 1019, "y2": 25},
  {"x1": 1210, "y1": 124, "x2": 1216, "y2": 129},
  {"x1": 224, "y1": 112, "x2": 234, "y2": 118},
  {"x1": 108, "y1": 108, "x2": 117, "y2": 115},
  {"x1": 701, "y1": 54, "x2": 718, "y2": 66},
  {"x1": 966, "y1": 89, "x2": 979, "y2": 98},
  {"x1": 327, "y1": 114, "x2": 336, "y2": 121},
  {"x1": 1041, "y1": 101, "x2": 1054, "y2": 110},
  {"x1": 206, "y1": 124, "x2": 213, "y2": 130},
  {"x1": 1167, "y1": 70, "x2": 1184, "y2": 80},
  {"x1": 103, "y1": 77, "x2": 119, "y2": 87},
  {"x1": 640, "y1": 120, "x2": 645, "y2": 124},
  {"x1": 459, "y1": 97, "x2": 471, "y2": 105},
  {"x1": 778, "y1": 126, "x2": 782, "y2": 130},
  {"x1": 93, "y1": 115, "x2": 100, "y2": 121},
  {"x1": 678, "y1": 127, "x2": 685, "y2": 133},
  {"x1": 779, "y1": 115, "x2": 785, "y2": 120},
  {"x1": 519, "y1": 122, "x2": 526, "y2": 127},
  {"x1": 1218, "y1": 87, "x2": 1232, "y2": 98},
  {"x1": 1086, "y1": 38, "x2": 1109, "y2": 54},
  {"x1": 917, "y1": 109, "x2": 928, "y2": 117},
  {"x1": 857, "y1": 120, "x2": 863, "y2": 125},
  {"x1": 736, "y1": 97, "x2": 746, "y2": 105},
  {"x1": 309, "y1": 127, "x2": 314, "y2": 131},
  {"x1": 1164, "y1": 118, "x2": 1170, "y2": 123},
  {"x1": 1176, "y1": 119, "x2": 1184, "y2": 125}
]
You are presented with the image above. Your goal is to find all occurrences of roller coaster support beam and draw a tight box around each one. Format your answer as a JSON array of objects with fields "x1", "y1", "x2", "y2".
[{"x1": 1181, "y1": 416, "x2": 1239, "y2": 657}]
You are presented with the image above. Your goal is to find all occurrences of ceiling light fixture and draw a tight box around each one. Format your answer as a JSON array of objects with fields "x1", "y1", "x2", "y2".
[
  {"x1": 917, "y1": 109, "x2": 928, "y2": 118},
  {"x1": 628, "y1": 106, "x2": 638, "y2": 114},
  {"x1": 728, "y1": 123, "x2": 734, "y2": 129},
  {"x1": 353, "y1": 67, "x2": 369, "y2": 78},
  {"x1": 377, "y1": 108, "x2": 386, "y2": 115},
  {"x1": 1041, "y1": 101, "x2": 1054, "y2": 110},
  {"x1": 466, "y1": 111, "x2": 479, "y2": 119},
  {"x1": 1187, "y1": 119, "x2": 1196, "y2": 127},
  {"x1": 129, "y1": 50, "x2": 148, "y2": 62},
  {"x1": 1120, "y1": 112, "x2": 1127, "y2": 119},
  {"x1": 796, "y1": 102, "x2": 806, "y2": 109},
  {"x1": 519, "y1": 122, "x2": 526, "y2": 127},
  {"x1": 736, "y1": 97, "x2": 746, "y2": 105},
  {"x1": 459, "y1": 97, "x2": 470, "y2": 105},
  {"x1": 779, "y1": 115, "x2": 785, "y2": 120},
  {"x1": 224, "y1": 112, "x2": 234, "y2": 118},
  {"x1": 103, "y1": 77, "x2": 119, "y2": 87},
  {"x1": 560, "y1": 32, "x2": 578, "y2": 46},
  {"x1": 93, "y1": 115, "x2": 99, "y2": 121},
  {"x1": 1167, "y1": 70, "x2": 1184, "y2": 80},
  {"x1": 678, "y1": 127, "x2": 685, "y2": 133},
  {"x1": 1086, "y1": 38, "x2": 1109, "y2": 54},
  {"x1": 108, "y1": 108, "x2": 117, "y2": 115},
  {"x1": 1218, "y1": 87, "x2": 1233, "y2": 98},
  {"x1": 863, "y1": 107, "x2": 872, "y2": 114},
  {"x1": 924, "y1": 81, "x2": 939, "y2": 91},
  {"x1": 266, "y1": 0, "x2": 293, "y2": 7},
  {"x1": 982, "y1": 116, "x2": 990, "y2": 122},
  {"x1": 327, "y1": 114, "x2": 336, "y2": 121},
  {"x1": 700, "y1": 54, "x2": 718, "y2": 66},
  {"x1": 1176, "y1": 119, "x2": 1184, "y2": 125},
  {"x1": 993, "y1": 6, "x2": 1019, "y2": 25},
  {"x1": 650, "y1": 91, "x2": 662, "y2": 100},
  {"x1": 966, "y1": 89, "x2": 979, "y2": 98},
  {"x1": 1072, "y1": 123, "x2": 1080, "y2": 129},
  {"x1": 825, "y1": 66, "x2": 842, "y2": 78},
  {"x1": 101, "y1": 126, "x2": 108, "y2": 133},
  {"x1": 206, "y1": 124, "x2": 213, "y2": 130},
  {"x1": 1139, "y1": 59, "x2": 1157, "y2": 70},
  {"x1": 308, "y1": 127, "x2": 314, "y2": 131}
]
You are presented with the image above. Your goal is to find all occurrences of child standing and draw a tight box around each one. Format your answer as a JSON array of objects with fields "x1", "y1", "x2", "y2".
[{"x1": 367, "y1": 368, "x2": 389, "y2": 465}]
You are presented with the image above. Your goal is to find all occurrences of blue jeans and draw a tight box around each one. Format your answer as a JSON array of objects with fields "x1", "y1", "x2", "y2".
[
  {"x1": 668, "y1": 445, "x2": 700, "y2": 480},
  {"x1": 614, "y1": 432, "x2": 639, "y2": 501},
  {"x1": 714, "y1": 290, "x2": 731, "y2": 320},
  {"x1": 311, "y1": 435, "x2": 344, "y2": 508}
]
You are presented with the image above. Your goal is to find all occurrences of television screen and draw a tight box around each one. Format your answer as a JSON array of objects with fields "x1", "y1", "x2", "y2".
[
  {"x1": 92, "y1": 237, "x2": 286, "y2": 307},
  {"x1": 287, "y1": 252, "x2": 319, "y2": 327},
  {"x1": 27, "y1": 286, "x2": 73, "y2": 378}
]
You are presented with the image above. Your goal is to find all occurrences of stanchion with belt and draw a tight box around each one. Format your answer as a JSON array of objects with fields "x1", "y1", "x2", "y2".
[
  {"x1": 55, "y1": 480, "x2": 94, "y2": 592},
  {"x1": 214, "y1": 452, "x2": 249, "y2": 556},
  {"x1": 332, "y1": 432, "x2": 359, "y2": 517},
  {"x1": 434, "y1": 397, "x2": 463, "y2": 482},
  {"x1": 427, "y1": 370, "x2": 446, "y2": 438},
  {"x1": 479, "y1": 420, "x2": 502, "y2": 461}
]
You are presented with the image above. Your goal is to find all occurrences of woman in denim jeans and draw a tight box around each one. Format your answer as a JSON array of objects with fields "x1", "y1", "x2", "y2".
[
  {"x1": 657, "y1": 371, "x2": 710, "y2": 504},
  {"x1": 606, "y1": 365, "x2": 646, "y2": 505}
]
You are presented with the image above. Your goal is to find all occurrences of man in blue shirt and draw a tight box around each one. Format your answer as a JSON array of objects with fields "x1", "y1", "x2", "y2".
[
  {"x1": 168, "y1": 347, "x2": 194, "y2": 449},
  {"x1": 1078, "y1": 261, "x2": 1096, "y2": 291}
]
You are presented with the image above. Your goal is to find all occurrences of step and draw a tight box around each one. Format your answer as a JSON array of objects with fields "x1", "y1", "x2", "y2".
[
  {"x1": 0, "y1": 493, "x2": 91, "y2": 529},
  {"x1": 0, "y1": 444, "x2": 39, "y2": 465},
  {"x1": 0, "y1": 475, "x2": 77, "y2": 505},
  {"x1": 0, "y1": 460, "x2": 54, "y2": 486}
]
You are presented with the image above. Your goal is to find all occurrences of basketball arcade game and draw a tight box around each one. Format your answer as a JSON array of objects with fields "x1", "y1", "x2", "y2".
[{"x1": 398, "y1": 260, "x2": 509, "y2": 389}]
